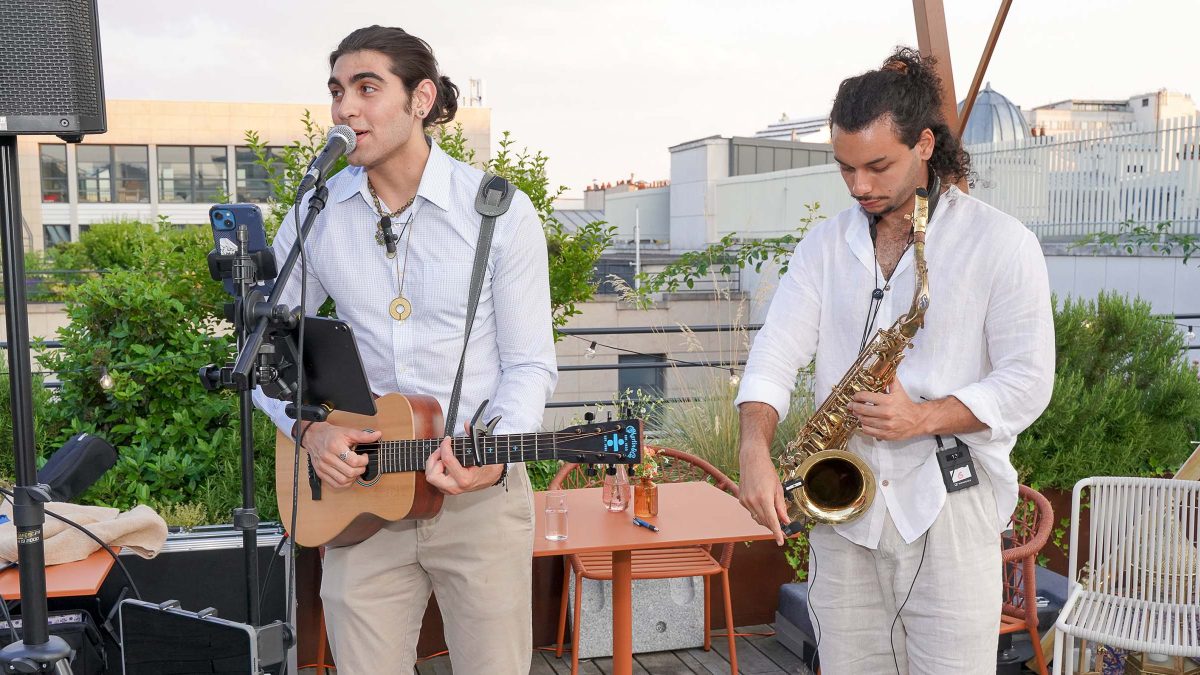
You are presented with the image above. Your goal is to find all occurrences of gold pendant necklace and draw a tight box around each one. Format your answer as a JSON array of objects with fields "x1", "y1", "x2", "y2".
[
  {"x1": 389, "y1": 296, "x2": 412, "y2": 321},
  {"x1": 368, "y1": 178, "x2": 417, "y2": 321},
  {"x1": 386, "y1": 215, "x2": 415, "y2": 321}
]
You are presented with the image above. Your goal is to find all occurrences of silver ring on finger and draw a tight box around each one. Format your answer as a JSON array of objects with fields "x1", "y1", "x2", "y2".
[{"x1": 338, "y1": 450, "x2": 350, "y2": 462}]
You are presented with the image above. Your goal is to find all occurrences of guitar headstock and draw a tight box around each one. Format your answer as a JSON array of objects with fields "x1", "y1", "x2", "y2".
[{"x1": 556, "y1": 419, "x2": 642, "y2": 465}]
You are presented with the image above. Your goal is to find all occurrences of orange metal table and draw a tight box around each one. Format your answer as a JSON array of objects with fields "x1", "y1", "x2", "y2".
[
  {"x1": 0, "y1": 547, "x2": 118, "y2": 599},
  {"x1": 533, "y1": 482, "x2": 773, "y2": 675}
]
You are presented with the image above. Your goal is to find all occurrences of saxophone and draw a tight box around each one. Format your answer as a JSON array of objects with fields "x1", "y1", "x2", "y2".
[{"x1": 780, "y1": 186, "x2": 933, "y2": 536}]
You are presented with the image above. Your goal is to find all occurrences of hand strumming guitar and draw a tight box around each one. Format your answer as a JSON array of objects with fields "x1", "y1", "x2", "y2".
[
  {"x1": 298, "y1": 421, "x2": 378, "y2": 489},
  {"x1": 425, "y1": 422, "x2": 504, "y2": 495}
]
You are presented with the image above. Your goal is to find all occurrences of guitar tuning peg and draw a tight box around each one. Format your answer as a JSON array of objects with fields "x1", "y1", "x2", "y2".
[
  {"x1": 584, "y1": 411, "x2": 595, "y2": 424},
  {"x1": 584, "y1": 465, "x2": 597, "y2": 478},
  {"x1": 606, "y1": 410, "x2": 613, "y2": 422}
]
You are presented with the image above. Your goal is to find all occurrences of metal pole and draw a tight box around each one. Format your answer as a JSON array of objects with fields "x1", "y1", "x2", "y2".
[
  {"x1": 957, "y1": 0, "x2": 1015, "y2": 138},
  {"x1": 634, "y1": 207, "x2": 641, "y2": 290},
  {"x1": 0, "y1": 135, "x2": 73, "y2": 671},
  {"x1": 912, "y1": 0, "x2": 968, "y2": 193}
]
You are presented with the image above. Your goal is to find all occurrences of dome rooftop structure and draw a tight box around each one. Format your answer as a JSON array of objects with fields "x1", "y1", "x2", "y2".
[{"x1": 959, "y1": 83, "x2": 1031, "y2": 145}]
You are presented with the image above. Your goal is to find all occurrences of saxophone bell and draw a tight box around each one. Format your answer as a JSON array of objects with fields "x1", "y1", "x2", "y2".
[{"x1": 781, "y1": 450, "x2": 876, "y2": 534}]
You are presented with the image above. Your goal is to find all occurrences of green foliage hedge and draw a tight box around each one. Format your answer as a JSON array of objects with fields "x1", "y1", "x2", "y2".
[{"x1": 1011, "y1": 292, "x2": 1200, "y2": 489}]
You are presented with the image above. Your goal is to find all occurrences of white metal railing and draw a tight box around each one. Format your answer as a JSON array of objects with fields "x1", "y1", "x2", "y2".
[{"x1": 968, "y1": 116, "x2": 1200, "y2": 242}]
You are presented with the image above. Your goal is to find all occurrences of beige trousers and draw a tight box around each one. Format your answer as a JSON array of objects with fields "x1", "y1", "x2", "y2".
[
  {"x1": 807, "y1": 466, "x2": 1002, "y2": 675},
  {"x1": 320, "y1": 464, "x2": 535, "y2": 675}
]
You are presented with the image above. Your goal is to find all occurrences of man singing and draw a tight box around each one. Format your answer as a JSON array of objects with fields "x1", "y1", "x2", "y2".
[{"x1": 253, "y1": 25, "x2": 557, "y2": 674}]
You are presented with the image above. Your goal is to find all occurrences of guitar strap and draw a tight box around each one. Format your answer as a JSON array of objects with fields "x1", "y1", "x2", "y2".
[{"x1": 443, "y1": 173, "x2": 516, "y2": 438}]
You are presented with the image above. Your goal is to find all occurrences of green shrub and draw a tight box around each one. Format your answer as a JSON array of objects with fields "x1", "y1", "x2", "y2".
[
  {"x1": 1012, "y1": 292, "x2": 1200, "y2": 489},
  {"x1": 0, "y1": 373, "x2": 58, "y2": 483},
  {"x1": 36, "y1": 269, "x2": 237, "y2": 509}
]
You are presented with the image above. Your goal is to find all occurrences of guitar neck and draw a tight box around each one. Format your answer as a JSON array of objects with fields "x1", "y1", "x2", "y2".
[{"x1": 360, "y1": 432, "x2": 578, "y2": 474}]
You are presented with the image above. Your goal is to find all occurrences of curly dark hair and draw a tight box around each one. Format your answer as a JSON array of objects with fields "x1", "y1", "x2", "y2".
[
  {"x1": 330, "y1": 26, "x2": 459, "y2": 129},
  {"x1": 829, "y1": 47, "x2": 970, "y2": 184}
]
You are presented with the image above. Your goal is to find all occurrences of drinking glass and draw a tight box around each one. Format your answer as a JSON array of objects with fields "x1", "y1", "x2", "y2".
[{"x1": 544, "y1": 490, "x2": 568, "y2": 541}]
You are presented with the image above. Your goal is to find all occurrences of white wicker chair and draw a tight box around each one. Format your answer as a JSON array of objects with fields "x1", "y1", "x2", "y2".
[{"x1": 1052, "y1": 477, "x2": 1200, "y2": 674}]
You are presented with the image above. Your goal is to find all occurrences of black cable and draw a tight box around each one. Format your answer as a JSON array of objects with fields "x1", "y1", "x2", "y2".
[
  {"x1": 0, "y1": 488, "x2": 143, "y2": 603},
  {"x1": 808, "y1": 539, "x2": 822, "y2": 661},
  {"x1": 890, "y1": 532, "x2": 930, "y2": 675},
  {"x1": 258, "y1": 532, "x2": 289, "y2": 613},
  {"x1": 286, "y1": 195, "x2": 305, "y2": 636}
]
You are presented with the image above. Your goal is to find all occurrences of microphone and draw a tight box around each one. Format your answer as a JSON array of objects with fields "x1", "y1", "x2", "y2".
[
  {"x1": 36, "y1": 433, "x2": 118, "y2": 502},
  {"x1": 378, "y1": 216, "x2": 399, "y2": 257},
  {"x1": 296, "y1": 125, "x2": 357, "y2": 198}
]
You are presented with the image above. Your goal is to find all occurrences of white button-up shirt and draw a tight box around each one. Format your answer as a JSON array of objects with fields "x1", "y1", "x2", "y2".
[
  {"x1": 253, "y1": 141, "x2": 558, "y2": 440},
  {"x1": 735, "y1": 187, "x2": 1055, "y2": 548}
]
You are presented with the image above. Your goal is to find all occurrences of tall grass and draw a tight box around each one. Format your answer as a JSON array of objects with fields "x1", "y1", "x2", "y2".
[{"x1": 652, "y1": 369, "x2": 812, "y2": 481}]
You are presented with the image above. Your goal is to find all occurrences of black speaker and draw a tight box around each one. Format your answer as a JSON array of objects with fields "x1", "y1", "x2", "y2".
[{"x1": 0, "y1": 0, "x2": 106, "y2": 139}]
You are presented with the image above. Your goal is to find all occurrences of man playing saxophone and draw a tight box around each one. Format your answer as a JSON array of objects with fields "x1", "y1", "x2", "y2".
[{"x1": 735, "y1": 48, "x2": 1055, "y2": 674}]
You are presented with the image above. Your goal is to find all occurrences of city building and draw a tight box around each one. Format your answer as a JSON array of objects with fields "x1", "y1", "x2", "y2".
[
  {"x1": 1024, "y1": 89, "x2": 1196, "y2": 135},
  {"x1": 754, "y1": 113, "x2": 830, "y2": 143}
]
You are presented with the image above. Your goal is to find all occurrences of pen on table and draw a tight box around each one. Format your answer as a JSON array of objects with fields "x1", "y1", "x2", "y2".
[{"x1": 632, "y1": 517, "x2": 659, "y2": 533}]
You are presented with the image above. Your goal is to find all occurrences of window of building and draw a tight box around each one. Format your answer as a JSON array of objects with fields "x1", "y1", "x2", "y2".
[
  {"x1": 43, "y1": 224, "x2": 70, "y2": 247},
  {"x1": 617, "y1": 353, "x2": 667, "y2": 401},
  {"x1": 1142, "y1": 98, "x2": 1149, "y2": 107},
  {"x1": 592, "y1": 260, "x2": 635, "y2": 294},
  {"x1": 235, "y1": 146, "x2": 282, "y2": 203},
  {"x1": 76, "y1": 145, "x2": 112, "y2": 203},
  {"x1": 74, "y1": 145, "x2": 149, "y2": 203},
  {"x1": 158, "y1": 146, "x2": 228, "y2": 203},
  {"x1": 40, "y1": 145, "x2": 68, "y2": 203},
  {"x1": 194, "y1": 146, "x2": 228, "y2": 203},
  {"x1": 114, "y1": 146, "x2": 150, "y2": 203}
]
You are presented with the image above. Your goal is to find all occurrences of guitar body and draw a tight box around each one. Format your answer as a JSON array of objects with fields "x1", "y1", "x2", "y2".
[{"x1": 275, "y1": 393, "x2": 445, "y2": 548}]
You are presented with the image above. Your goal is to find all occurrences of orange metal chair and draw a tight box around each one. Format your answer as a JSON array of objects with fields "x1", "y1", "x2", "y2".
[
  {"x1": 550, "y1": 447, "x2": 742, "y2": 674},
  {"x1": 1000, "y1": 484, "x2": 1054, "y2": 675}
]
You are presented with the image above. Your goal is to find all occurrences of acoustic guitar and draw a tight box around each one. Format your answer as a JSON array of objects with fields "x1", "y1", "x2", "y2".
[{"x1": 276, "y1": 393, "x2": 642, "y2": 547}]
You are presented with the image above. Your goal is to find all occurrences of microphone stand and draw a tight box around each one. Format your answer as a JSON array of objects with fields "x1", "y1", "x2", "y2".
[
  {"x1": 198, "y1": 181, "x2": 333, "y2": 670},
  {"x1": 0, "y1": 137, "x2": 73, "y2": 673}
]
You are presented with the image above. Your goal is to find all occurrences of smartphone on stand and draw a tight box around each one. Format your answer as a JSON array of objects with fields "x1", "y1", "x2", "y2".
[{"x1": 209, "y1": 204, "x2": 271, "y2": 296}]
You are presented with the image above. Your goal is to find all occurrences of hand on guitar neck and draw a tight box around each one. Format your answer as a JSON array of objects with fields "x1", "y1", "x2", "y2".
[
  {"x1": 425, "y1": 423, "x2": 505, "y2": 495},
  {"x1": 300, "y1": 421, "x2": 379, "y2": 489}
]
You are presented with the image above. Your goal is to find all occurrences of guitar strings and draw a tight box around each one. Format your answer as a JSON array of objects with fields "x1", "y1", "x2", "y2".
[{"x1": 349, "y1": 427, "x2": 636, "y2": 470}]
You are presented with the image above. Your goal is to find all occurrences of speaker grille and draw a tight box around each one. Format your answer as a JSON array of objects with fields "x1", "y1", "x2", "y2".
[{"x1": 0, "y1": 0, "x2": 102, "y2": 117}]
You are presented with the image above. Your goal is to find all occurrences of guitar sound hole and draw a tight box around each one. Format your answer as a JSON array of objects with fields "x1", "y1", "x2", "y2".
[{"x1": 362, "y1": 457, "x2": 378, "y2": 482}]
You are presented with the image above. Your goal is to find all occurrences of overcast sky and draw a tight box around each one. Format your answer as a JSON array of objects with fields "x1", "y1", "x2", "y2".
[{"x1": 97, "y1": 0, "x2": 1198, "y2": 197}]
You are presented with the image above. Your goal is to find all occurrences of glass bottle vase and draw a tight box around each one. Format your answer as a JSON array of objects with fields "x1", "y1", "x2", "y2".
[
  {"x1": 633, "y1": 476, "x2": 658, "y2": 518},
  {"x1": 602, "y1": 465, "x2": 630, "y2": 512}
]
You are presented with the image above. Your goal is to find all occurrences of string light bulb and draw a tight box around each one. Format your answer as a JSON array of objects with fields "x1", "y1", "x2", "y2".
[
  {"x1": 98, "y1": 366, "x2": 114, "y2": 390},
  {"x1": 584, "y1": 341, "x2": 597, "y2": 360},
  {"x1": 728, "y1": 369, "x2": 740, "y2": 386},
  {"x1": 1187, "y1": 326, "x2": 1196, "y2": 342}
]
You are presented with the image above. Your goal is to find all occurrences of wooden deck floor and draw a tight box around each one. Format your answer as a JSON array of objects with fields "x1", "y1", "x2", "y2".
[{"x1": 411, "y1": 624, "x2": 814, "y2": 675}]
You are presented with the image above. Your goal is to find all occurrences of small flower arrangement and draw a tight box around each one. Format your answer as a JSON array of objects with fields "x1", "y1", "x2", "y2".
[{"x1": 634, "y1": 445, "x2": 662, "y2": 481}]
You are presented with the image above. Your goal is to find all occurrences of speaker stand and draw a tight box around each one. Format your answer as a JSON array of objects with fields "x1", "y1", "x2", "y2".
[{"x1": 0, "y1": 135, "x2": 74, "y2": 674}]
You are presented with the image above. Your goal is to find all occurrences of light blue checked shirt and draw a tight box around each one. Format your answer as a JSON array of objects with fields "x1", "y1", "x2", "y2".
[{"x1": 253, "y1": 141, "x2": 558, "y2": 439}]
